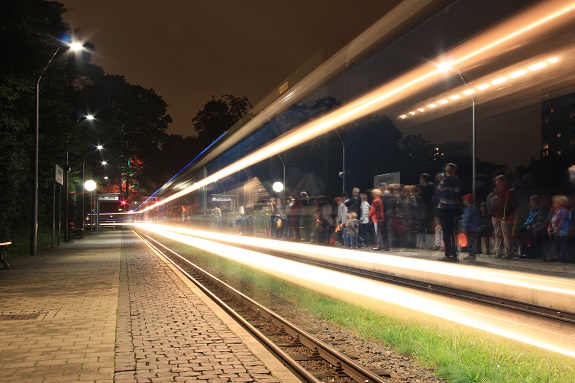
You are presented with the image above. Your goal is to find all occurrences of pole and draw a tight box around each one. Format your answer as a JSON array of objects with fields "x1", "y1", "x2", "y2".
[
  {"x1": 57, "y1": 184, "x2": 61, "y2": 246},
  {"x1": 277, "y1": 154, "x2": 286, "y2": 201},
  {"x1": 471, "y1": 98, "x2": 476, "y2": 204},
  {"x1": 456, "y1": 69, "x2": 477, "y2": 206},
  {"x1": 52, "y1": 179, "x2": 56, "y2": 247},
  {"x1": 64, "y1": 151, "x2": 69, "y2": 242},
  {"x1": 82, "y1": 162, "x2": 85, "y2": 232},
  {"x1": 335, "y1": 130, "x2": 345, "y2": 193},
  {"x1": 31, "y1": 47, "x2": 61, "y2": 256}
]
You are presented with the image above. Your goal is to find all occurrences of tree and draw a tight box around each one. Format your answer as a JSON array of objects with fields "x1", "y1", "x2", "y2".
[
  {"x1": 191, "y1": 95, "x2": 252, "y2": 151},
  {"x1": 0, "y1": 0, "x2": 81, "y2": 241},
  {"x1": 399, "y1": 134, "x2": 435, "y2": 184},
  {"x1": 75, "y1": 74, "x2": 172, "y2": 200}
]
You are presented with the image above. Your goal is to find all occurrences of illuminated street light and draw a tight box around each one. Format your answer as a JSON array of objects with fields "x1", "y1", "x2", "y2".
[
  {"x1": 101, "y1": 161, "x2": 108, "y2": 165},
  {"x1": 96, "y1": 145, "x2": 103, "y2": 150},
  {"x1": 86, "y1": 114, "x2": 95, "y2": 121},
  {"x1": 84, "y1": 180, "x2": 97, "y2": 234},
  {"x1": 32, "y1": 35, "x2": 85, "y2": 255},
  {"x1": 272, "y1": 182, "x2": 284, "y2": 193}
]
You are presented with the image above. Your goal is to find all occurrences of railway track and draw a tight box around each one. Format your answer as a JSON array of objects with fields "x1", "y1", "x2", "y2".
[{"x1": 136, "y1": 231, "x2": 390, "y2": 383}]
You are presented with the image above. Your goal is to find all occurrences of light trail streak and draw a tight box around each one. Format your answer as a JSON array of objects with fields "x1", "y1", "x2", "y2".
[
  {"x1": 136, "y1": 224, "x2": 575, "y2": 358},
  {"x1": 138, "y1": 224, "x2": 575, "y2": 298},
  {"x1": 136, "y1": 1, "x2": 575, "y2": 213},
  {"x1": 398, "y1": 55, "x2": 562, "y2": 119}
]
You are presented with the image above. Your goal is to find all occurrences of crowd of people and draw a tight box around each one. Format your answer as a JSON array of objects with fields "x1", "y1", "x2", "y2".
[{"x1": 264, "y1": 163, "x2": 575, "y2": 264}]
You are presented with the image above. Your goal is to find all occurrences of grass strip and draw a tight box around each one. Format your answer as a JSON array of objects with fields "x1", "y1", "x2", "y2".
[{"x1": 161, "y1": 236, "x2": 575, "y2": 383}]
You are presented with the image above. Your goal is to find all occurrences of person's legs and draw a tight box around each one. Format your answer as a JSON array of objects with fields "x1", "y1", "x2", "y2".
[
  {"x1": 501, "y1": 215, "x2": 514, "y2": 258},
  {"x1": 440, "y1": 210, "x2": 456, "y2": 258},
  {"x1": 556, "y1": 236, "x2": 568, "y2": 263},
  {"x1": 464, "y1": 231, "x2": 478, "y2": 260},
  {"x1": 373, "y1": 222, "x2": 383, "y2": 249},
  {"x1": 492, "y1": 217, "x2": 503, "y2": 257}
]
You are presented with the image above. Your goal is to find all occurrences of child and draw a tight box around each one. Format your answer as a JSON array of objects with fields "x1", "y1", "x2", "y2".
[
  {"x1": 548, "y1": 195, "x2": 570, "y2": 264},
  {"x1": 476, "y1": 202, "x2": 493, "y2": 255},
  {"x1": 344, "y1": 212, "x2": 360, "y2": 249},
  {"x1": 461, "y1": 194, "x2": 481, "y2": 260}
]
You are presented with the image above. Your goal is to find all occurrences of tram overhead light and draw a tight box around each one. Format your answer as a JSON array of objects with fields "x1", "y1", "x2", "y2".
[
  {"x1": 438, "y1": 99, "x2": 448, "y2": 104},
  {"x1": 476, "y1": 83, "x2": 490, "y2": 90},
  {"x1": 528, "y1": 61, "x2": 548, "y2": 71},
  {"x1": 491, "y1": 76, "x2": 507, "y2": 85},
  {"x1": 427, "y1": 103, "x2": 437, "y2": 108},
  {"x1": 462, "y1": 89, "x2": 476, "y2": 95},
  {"x1": 508, "y1": 69, "x2": 527, "y2": 78}
]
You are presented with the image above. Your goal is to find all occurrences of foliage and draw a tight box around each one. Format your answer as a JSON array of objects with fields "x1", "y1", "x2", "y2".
[{"x1": 191, "y1": 95, "x2": 252, "y2": 150}]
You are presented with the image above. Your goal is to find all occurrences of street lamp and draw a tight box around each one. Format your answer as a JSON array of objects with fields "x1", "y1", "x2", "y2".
[
  {"x1": 334, "y1": 129, "x2": 346, "y2": 193},
  {"x1": 82, "y1": 145, "x2": 103, "y2": 232},
  {"x1": 84, "y1": 180, "x2": 97, "y2": 233},
  {"x1": 277, "y1": 154, "x2": 286, "y2": 201},
  {"x1": 31, "y1": 37, "x2": 84, "y2": 255},
  {"x1": 438, "y1": 62, "x2": 476, "y2": 204},
  {"x1": 65, "y1": 114, "x2": 95, "y2": 243}
]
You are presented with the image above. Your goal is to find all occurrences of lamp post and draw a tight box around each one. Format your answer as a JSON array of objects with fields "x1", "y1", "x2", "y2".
[
  {"x1": 438, "y1": 63, "x2": 476, "y2": 205},
  {"x1": 334, "y1": 129, "x2": 346, "y2": 193},
  {"x1": 277, "y1": 154, "x2": 286, "y2": 201},
  {"x1": 65, "y1": 114, "x2": 94, "y2": 242},
  {"x1": 84, "y1": 180, "x2": 97, "y2": 233},
  {"x1": 31, "y1": 38, "x2": 83, "y2": 255},
  {"x1": 81, "y1": 143, "x2": 102, "y2": 233}
]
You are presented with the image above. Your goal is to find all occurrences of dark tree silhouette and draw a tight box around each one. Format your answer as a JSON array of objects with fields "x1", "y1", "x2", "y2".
[{"x1": 191, "y1": 95, "x2": 252, "y2": 150}]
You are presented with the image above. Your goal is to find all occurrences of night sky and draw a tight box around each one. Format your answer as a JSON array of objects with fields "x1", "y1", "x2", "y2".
[{"x1": 60, "y1": 1, "x2": 400, "y2": 137}]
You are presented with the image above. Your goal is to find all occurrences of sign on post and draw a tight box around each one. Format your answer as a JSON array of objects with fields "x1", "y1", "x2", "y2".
[
  {"x1": 374, "y1": 172, "x2": 401, "y2": 188},
  {"x1": 55, "y1": 165, "x2": 64, "y2": 185}
]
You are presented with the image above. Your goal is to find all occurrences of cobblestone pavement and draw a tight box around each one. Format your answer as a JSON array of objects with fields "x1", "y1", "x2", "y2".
[
  {"x1": 0, "y1": 233, "x2": 121, "y2": 383},
  {"x1": 0, "y1": 231, "x2": 298, "y2": 383}
]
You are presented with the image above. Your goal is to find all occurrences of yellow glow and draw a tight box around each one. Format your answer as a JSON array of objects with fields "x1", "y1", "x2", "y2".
[
  {"x1": 136, "y1": 224, "x2": 575, "y2": 358},
  {"x1": 399, "y1": 114, "x2": 407, "y2": 119},
  {"x1": 409, "y1": 111, "x2": 416, "y2": 115},
  {"x1": 462, "y1": 89, "x2": 476, "y2": 95},
  {"x1": 491, "y1": 76, "x2": 508, "y2": 85},
  {"x1": 136, "y1": 1, "x2": 575, "y2": 213},
  {"x1": 437, "y1": 99, "x2": 448, "y2": 104},
  {"x1": 477, "y1": 83, "x2": 490, "y2": 90},
  {"x1": 449, "y1": 94, "x2": 461, "y2": 100},
  {"x1": 547, "y1": 56, "x2": 559, "y2": 63},
  {"x1": 417, "y1": 108, "x2": 425, "y2": 112},
  {"x1": 528, "y1": 61, "x2": 548, "y2": 71},
  {"x1": 427, "y1": 103, "x2": 437, "y2": 108},
  {"x1": 437, "y1": 62, "x2": 452, "y2": 72},
  {"x1": 508, "y1": 69, "x2": 527, "y2": 78}
]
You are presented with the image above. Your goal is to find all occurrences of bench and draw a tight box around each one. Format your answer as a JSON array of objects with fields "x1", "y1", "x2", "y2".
[
  {"x1": 69, "y1": 222, "x2": 84, "y2": 239},
  {"x1": 0, "y1": 242, "x2": 11, "y2": 269}
]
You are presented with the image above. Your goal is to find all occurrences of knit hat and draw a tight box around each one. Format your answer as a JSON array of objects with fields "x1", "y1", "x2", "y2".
[{"x1": 463, "y1": 194, "x2": 474, "y2": 203}]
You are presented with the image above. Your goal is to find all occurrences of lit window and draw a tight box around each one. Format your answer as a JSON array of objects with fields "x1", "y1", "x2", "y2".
[
  {"x1": 550, "y1": 108, "x2": 555, "y2": 113},
  {"x1": 557, "y1": 133, "x2": 562, "y2": 138},
  {"x1": 543, "y1": 151, "x2": 549, "y2": 157},
  {"x1": 543, "y1": 144, "x2": 549, "y2": 149},
  {"x1": 558, "y1": 151, "x2": 562, "y2": 155}
]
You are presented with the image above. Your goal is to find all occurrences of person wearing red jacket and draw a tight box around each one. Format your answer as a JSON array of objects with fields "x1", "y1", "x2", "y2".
[{"x1": 369, "y1": 189, "x2": 388, "y2": 251}]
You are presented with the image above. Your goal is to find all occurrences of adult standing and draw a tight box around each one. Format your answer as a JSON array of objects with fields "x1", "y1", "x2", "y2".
[
  {"x1": 345, "y1": 187, "x2": 361, "y2": 218},
  {"x1": 487, "y1": 175, "x2": 518, "y2": 259},
  {"x1": 437, "y1": 163, "x2": 461, "y2": 262},
  {"x1": 369, "y1": 189, "x2": 386, "y2": 250},
  {"x1": 379, "y1": 183, "x2": 393, "y2": 251},
  {"x1": 359, "y1": 193, "x2": 371, "y2": 246}
]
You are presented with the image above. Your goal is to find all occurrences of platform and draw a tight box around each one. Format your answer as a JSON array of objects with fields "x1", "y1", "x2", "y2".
[{"x1": 0, "y1": 231, "x2": 298, "y2": 383}]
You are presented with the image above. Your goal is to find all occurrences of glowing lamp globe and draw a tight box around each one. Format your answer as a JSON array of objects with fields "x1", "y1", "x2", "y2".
[
  {"x1": 84, "y1": 180, "x2": 97, "y2": 191},
  {"x1": 272, "y1": 182, "x2": 284, "y2": 193}
]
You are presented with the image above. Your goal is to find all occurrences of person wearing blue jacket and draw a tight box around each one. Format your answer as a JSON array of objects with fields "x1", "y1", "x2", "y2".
[{"x1": 462, "y1": 194, "x2": 481, "y2": 261}]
